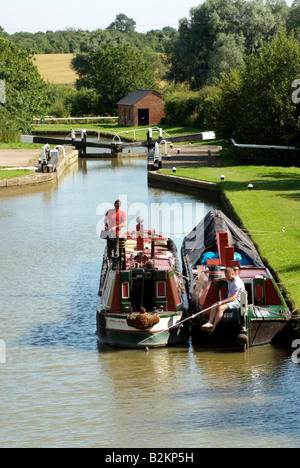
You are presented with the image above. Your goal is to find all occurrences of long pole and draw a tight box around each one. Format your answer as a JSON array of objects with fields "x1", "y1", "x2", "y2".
[{"x1": 140, "y1": 303, "x2": 218, "y2": 345}]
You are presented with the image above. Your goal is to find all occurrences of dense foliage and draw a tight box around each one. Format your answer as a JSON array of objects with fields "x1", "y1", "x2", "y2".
[
  {"x1": 0, "y1": 36, "x2": 48, "y2": 141},
  {"x1": 1, "y1": 21, "x2": 177, "y2": 55},
  {"x1": 72, "y1": 44, "x2": 156, "y2": 114},
  {"x1": 0, "y1": 3, "x2": 300, "y2": 150},
  {"x1": 165, "y1": 0, "x2": 292, "y2": 88},
  {"x1": 165, "y1": 31, "x2": 300, "y2": 148}
]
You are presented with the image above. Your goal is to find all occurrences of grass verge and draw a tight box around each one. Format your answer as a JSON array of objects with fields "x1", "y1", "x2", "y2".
[
  {"x1": 0, "y1": 169, "x2": 33, "y2": 179},
  {"x1": 160, "y1": 165, "x2": 300, "y2": 310}
]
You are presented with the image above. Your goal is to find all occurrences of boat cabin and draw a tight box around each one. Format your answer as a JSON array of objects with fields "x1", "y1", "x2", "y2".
[
  {"x1": 197, "y1": 266, "x2": 285, "y2": 311},
  {"x1": 101, "y1": 231, "x2": 182, "y2": 314},
  {"x1": 195, "y1": 229, "x2": 286, "y2": 312}
]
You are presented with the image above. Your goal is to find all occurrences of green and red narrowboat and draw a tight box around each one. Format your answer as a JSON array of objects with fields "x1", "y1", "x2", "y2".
[
  {"x1": 97, "y1": 221, "x2": 188, "y2": 348},
  {"x1": 181, "y1": 210, "x2": 291, "y2": 350}
]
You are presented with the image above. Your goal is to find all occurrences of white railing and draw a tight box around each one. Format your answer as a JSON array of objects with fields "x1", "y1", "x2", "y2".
[
  {"x1": 231, "y1": 138, "x2": 299, "y2": 151},
  {"x1": 33, "y1": 116, "x2": 118, "y2": 123}
]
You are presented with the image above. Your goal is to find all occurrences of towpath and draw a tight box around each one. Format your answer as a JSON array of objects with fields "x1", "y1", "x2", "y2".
[{"x1": 0, "y1": 149, "x2": 40, "y2": 169}]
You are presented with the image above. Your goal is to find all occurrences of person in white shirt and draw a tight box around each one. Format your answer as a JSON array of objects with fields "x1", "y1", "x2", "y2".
[{"x1": 201, "y1": 267, "x2": 245, "y2": 333}]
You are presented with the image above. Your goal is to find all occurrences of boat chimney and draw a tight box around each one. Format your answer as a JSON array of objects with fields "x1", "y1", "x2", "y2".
[
  {"x1": 151, "y1": 229, "x2": 155, "y2": 259},
  {"x1": 136, "y1": 216, "x2": 144, "y2": 251},
  {"x1": 119, "y1": 237, "x2": 126, "y2": 270}
]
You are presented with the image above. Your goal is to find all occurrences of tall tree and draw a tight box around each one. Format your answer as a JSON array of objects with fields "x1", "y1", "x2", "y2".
[
  {"x1": 213, "y1": 30, "x2": 300, "y2": 146},
  {"x1": 166, "y1": 0, "x2": 279, "y2": 88},
  {"x1": 0, "y1": 35, "x2": 48, "y2": 139},
  {"x1": 207, "y1": 33, "x2": 245, "y2": 83},
  {"x1": 287, "y1": 0, "x2": 300, "y2": 33},
  {"x1": 107, "y1": 14, "x2": 136, "y2": 34},
  {"x1": 72, "y1": 44, "x2": 156, "y2": 114}
]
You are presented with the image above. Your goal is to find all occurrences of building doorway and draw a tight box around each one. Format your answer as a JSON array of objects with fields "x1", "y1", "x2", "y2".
[{"x1": 138, "y1": 109, "x2": 149, "y2": 126}]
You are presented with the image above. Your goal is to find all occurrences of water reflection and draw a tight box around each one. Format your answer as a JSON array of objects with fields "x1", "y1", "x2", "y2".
[{"x1": 24, "y1": 261, "x2": 99, "y2": 352}]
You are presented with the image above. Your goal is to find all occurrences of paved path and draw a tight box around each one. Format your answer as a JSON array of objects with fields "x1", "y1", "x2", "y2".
[{"x1": 0, "y1": 150, "x2": 40, "y2": 168}]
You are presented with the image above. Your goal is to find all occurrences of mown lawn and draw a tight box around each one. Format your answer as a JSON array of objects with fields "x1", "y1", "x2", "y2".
[
  {"x1": 160, "y1": 165, "x2": 300, "y2": 310},
  {"x1": 0, "y1": 143, "x2": 43, "y2": 150},
  {"x1": 0, "y1": 169, "x2": 33, "y2": 179}
]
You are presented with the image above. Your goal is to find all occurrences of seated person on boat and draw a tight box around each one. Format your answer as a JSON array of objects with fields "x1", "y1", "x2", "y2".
[{"x1": 202, "y1": 267, "x2": 246, "y2": 333}]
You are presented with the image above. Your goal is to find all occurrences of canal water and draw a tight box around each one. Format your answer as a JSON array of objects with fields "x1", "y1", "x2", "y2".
[{"x1": 0, "y1": 156, "x2": 300, "y2": 448}]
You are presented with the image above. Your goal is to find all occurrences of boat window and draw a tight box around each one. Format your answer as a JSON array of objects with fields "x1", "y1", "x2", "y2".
[
  {"x1": 122, "y1": 282, "x2": 130, "y2": 299},
  {"x1": 244, "y1": 283, "x2": 253, "y2": 303},
  {"x1": 253, "y1": 278, "x2": 266, "y2": 305},
  {"x1": 156, "y1": 281, "x2": 166, "y2": 298}
]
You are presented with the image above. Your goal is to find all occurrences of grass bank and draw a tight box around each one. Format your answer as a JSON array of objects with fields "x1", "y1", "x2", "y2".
[
  {"x1": 0, "y1": 169, "x2": 33, "y2": 179},
  {"x1": 160, "y1": 165, "x2": 300, "y2": 310}
]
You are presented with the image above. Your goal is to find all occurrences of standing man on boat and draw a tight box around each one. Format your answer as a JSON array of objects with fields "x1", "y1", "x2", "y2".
[
  {"x1": 201, "y1": 267, "x2": 245, "y2": 333},
  {"x1": 104, "y1": 200, "x2": 127, "y2": 257}
]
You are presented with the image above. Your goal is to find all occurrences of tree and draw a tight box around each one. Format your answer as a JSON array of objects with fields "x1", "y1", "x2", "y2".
[
  {"x1": 0, "y1": 36, "x2": 48, "y2": 140},
  {"x1": 287, "y1": 0, "x2": 300, "y2": 33},
  {"x1": 266, "y1": 0, "x2": 290, "y2": 32},
  {"x1": 213, "y1": 30, "x2": 300, "y2": 147},
  {"x1": 238, "y1": 30, "x2": 300, "y2": 146},
  {"x1": 166, "y1": 0, "x2": 280, "y2": 88},
  {"x1": 107, "y1": 14, "x2": 136, "y2": 34},
  {"x1": 72, "y1": 44, "x2": 156, "y2": 114},
  {"x1": 0, "y1": 26, "x2": 8, "y2": 37},
  {"x1": 207, "y1": 33, "x2": 245, "y2": 84}
]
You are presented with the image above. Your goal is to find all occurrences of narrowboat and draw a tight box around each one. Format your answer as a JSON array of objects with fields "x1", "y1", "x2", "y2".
[
  {"x1": 96, "y1": 219, "x2": 188, "y2": 348},
  {"x1": 181, "y1": 210, "x2": 291, "y2": 350}
]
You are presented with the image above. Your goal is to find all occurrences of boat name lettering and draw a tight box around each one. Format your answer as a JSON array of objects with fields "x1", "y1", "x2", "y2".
[
  {"x1": 223, "y1": 312, "x2": 234, "y2": 319},
  {"x1": 255, "y1": 309, "x2": 271, "y2": 317}
]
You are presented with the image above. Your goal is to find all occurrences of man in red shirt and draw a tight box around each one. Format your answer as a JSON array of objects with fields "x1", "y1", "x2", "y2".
[{"x1": 104, "y1": 200, "x2": 127, "y2": 257}]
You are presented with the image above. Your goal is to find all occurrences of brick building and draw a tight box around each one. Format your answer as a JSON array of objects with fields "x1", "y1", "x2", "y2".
[{"x1": 117, "y1": 89, "x2": 165, "y2": 127}]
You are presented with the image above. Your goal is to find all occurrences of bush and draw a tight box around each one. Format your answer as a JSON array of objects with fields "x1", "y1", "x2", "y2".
[
  {"x1": 0, "y1": 109, "x2": 22, "y2": 142},
  {"x1": 71, "y1": 88, "x2": 100, "y2": 116},
  {"x1": 163, "y1": 83, "x2": 220, "y2": 130}
]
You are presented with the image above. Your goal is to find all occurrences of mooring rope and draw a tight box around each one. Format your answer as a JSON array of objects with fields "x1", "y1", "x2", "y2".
[
  {"x1": 241, "y1": 228, "x2": 286, "y2": 234},
  {"x1": 247, "y1": 303, "x2": 291, "y2": 320}
]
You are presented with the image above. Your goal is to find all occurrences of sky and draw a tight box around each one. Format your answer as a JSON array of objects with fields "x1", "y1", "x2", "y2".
[
  {"x1": 1, "y1": 0, "x2": 203, "y2": 34},
  {"x1": 2, "y1": 0, "x2": 295, "y2": 35}
]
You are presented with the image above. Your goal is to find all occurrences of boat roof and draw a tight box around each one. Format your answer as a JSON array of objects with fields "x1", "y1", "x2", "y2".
[
  {"x1": 125, "y1": 230, "x2": 176, "y2": 271},
  {"x1": 181, "y1": 210, "x2": 265, "y2": 268}
]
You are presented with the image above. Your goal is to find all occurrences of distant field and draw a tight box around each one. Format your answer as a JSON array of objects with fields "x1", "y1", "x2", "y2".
[{"x1": 32, "y1": 54, "x2": 78, "y2": 86}]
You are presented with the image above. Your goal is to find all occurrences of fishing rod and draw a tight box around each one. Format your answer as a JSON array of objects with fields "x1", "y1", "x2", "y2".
[{"x1": 139, "y1": 303, "x2": 218, "y2": 345}]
